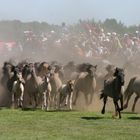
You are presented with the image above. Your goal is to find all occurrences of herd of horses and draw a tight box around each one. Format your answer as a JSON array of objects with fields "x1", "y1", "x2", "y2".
[{"x1": 0, "y1": 60, "x2": 139, "y2": 119}]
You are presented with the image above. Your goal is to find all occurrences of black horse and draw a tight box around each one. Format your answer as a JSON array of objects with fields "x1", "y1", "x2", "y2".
[{"x1": 100, "y1": 67, "x2": 125, "y2": 118}]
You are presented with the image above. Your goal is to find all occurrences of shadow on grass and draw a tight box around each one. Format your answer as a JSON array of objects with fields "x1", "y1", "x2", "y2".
[
  {"x1": 21, "y1": 108, "x2": 37, "y2": 111},
  {"x1": 22, "y1": 108, "x2": 73, "y2": 112},
  {"x1": 47, "y1": 109, "x2": 73, "y2": 113},
  {"x1": 127, "y1": 116, "x2": 140, "y2": 120},
  {"x1": 81, "y1": 116, "x2": 104, "y2": 120},
  {"x1": 122, "y1": 112, "x2": 138, "y2": 115}
]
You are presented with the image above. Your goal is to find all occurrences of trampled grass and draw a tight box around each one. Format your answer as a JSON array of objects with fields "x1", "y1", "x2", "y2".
[{"x1": 0, "y1": 109, "x2": 139, "y2": 140}]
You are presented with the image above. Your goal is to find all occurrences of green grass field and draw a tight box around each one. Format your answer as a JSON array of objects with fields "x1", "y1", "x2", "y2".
[{"x1": 0, "y1": 109, "x2": 139, "y2": 140}]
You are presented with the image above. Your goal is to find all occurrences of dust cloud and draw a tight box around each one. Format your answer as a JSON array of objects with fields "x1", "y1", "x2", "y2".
[{"x1": 0, "y1": 37, "x2": 140, "y2": 113}]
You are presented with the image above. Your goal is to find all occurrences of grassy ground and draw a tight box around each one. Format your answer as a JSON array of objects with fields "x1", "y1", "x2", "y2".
[{"x1": 0, "y1": 109, "x2": 139, "y2": 140}]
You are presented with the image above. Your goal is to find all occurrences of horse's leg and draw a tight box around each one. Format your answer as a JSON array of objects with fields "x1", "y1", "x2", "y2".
[
  {"x1": 117, "y1": 104, "x2": 121, "y2": 119},
  {"x1": 50, "y1": 93, "x2": 54, "y2": 107},
  {"x1": 33, "y1": 93, "x2": 38, "y2": 109},
  {"x1": 59, "y1": 94, "x2": 67, "y2": 110},
  {"x1": 120, "y1": 94, "x2": 123, "y2": 111},
  {"x1": 123, "y1": 93, "x2": 133, "y2": 109},
  {"x1": 17, "y1": 98, "x2": 20, "y2": 108},
  {"x1": 29, "y1": 94, "x2": 33, "y2": 107},
  {"x1": 14, "y1": 95, "x2": 18, "y2": 109},
  {"x1": 12, "y1": 92, "x2": 17, "y2": 109},
  {"x1": 73, "y1": 89, "x2": 79, "y2": 105},
  {"x1": 89, "y1": 89, "x2": 94, "y2": 105},
  {"x1": 12, "y1": 94, "x2": 14, "y2": 108},
  {"x1": 11, "y1": 92, "x2": 15, "y2": 108},
  {"x1": 42, "y1": 92, "x2": 46, "y2": 110},
  {"x1": 54, "y1": 91, "x2": 60, "y2": 110},
  {"x1": 84, "y1": 93, "x2": 88, "y2": 106},
  {"x1": 20, "y1": 93, "x2": 24, "y2": 108},
  {"x1": 58, "y1": 93, "x2": 61, "y2": 109},
  {"x1": 69, "y1": 92, "x2": 73, "y2": 110},
  {"x1": 65, "y1": 94, "x2": 69, "y2": 106},
  {"x1": 101, "y1": 96, "x2": 107, "y2": 114},
  {"x1": 19, "y1": 84, "x2": 24, "y2": 108},
  {"x1": 132, "y1": 95, "x2": 139, "y2": 112},
  {"x1": 46, "y1": 91, "x2": 50, "y2": 111},
  {"x1": 15, "y1": 93, "x2": 19, "y2": 109},
  {"x1": 53, "y1": 92, "x2": 57, "y2": 109},
  {"x1": 113, "y1": 100, "x2": 118, "y2": 117},
  {"x1": 114, "y1": 101, "x2": 121, "y2": 119},
  {"x1": 52, "y1": 93, "x2": 56, "y2": 108}
]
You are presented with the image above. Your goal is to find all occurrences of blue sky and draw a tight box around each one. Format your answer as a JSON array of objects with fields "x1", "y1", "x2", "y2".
[{"x1": 0, "y1": 0, "x2": 140, "y2": 25}]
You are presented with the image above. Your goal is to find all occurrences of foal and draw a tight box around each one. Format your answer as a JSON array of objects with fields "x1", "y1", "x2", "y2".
[
  {"x1": 12, "y1": 72, "x2": 25, "y2": 108},
  {"x1": 41, "y1": 74, "x2": 52, "y2": 111},
  {"x1": 58, "y1": 80, "x2": 74, "y2": 110}
]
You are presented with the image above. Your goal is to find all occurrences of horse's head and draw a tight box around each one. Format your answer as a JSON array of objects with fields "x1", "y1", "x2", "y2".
[
  {"x1": 67, "y1": 80, "x2": 74, "y2": 92},
  {"x1": 45, "y1": 76, "x2": 50, "y2": 83},
  {"x1": 22, "y1": 63, "x2": 34, "y2": 77},
  {"x1": 3, "y1": 62, "x2": 13, "y2": 75},
  {"x1": 16, "y1": 71, "x2": 24, "y2": 83},
  {"x1": 114, "y1": 67, "x2": 125, "y2": 86},
  {"x1": 43, "y1": 73, "x2": 51, "y2": 86},
  {"x1": 87, "y1": 65, "x2": 97, "y2": 77}
]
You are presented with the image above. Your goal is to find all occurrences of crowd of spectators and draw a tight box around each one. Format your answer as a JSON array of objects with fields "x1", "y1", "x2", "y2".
[{"x1": 1, "y1": 22, "x2": 140, "y2": 62}]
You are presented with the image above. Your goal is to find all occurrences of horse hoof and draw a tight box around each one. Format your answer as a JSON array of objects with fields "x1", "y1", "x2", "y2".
[
  {"x1": 70, "y1": 107, "x2": 72, "y2": 111},
  {"x1": 46, "y1": 107, "x2": 50, "y2": 111}
]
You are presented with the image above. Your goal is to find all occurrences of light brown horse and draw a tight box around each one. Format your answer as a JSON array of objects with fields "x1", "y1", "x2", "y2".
[
  {"x1": 50, "y1": 66, "x2": 62, "y2": 109},
  {"x1": 23, "y1": 63, "x2": 43, "y2": 108},
  {"x1": 73, "y1": 65, "x2": 97, "y2": 106}
]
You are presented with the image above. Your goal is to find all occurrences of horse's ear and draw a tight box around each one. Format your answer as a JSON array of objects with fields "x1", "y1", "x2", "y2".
[
  {"x1": 114, "y1": 67, "x2": 119, "y2": 76},
  {"x1": 115, "y1": 67, "x2": 119, "y2": 72}
]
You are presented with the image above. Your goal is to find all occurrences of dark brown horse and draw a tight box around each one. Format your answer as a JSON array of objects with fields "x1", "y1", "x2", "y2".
[
  {"x1": 1, "y1": 62, "x2": 14, "y2": 88},
  {"x1": 100, "y1": 68, "x2": 125, "y2": 118}
]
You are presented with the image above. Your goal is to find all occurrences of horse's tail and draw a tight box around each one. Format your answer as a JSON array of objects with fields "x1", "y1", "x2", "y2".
[{"x1": 124, "y1": 77, "x2": 136, "y2": 101}]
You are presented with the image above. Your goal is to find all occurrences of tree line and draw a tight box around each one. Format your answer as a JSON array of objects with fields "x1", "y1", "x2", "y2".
[{"x1": 0, "y1": 19, "x2": 140, "y2": 41}]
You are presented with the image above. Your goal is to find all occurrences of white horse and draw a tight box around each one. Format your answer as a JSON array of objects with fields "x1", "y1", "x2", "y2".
[{"x1": 12, "y1": 72, "x2": 25, "y2": 108}]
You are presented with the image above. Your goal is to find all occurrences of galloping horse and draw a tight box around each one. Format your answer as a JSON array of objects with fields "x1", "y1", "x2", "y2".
[
  {"x1": 73, "y1": 64, "x2": 97, "y2": 106},
  {"x1": 100, "y1": 68, "x2": 125, "y2": 118},
  {"x1": 123, "y1": 76, "x2": 140, "y2": 112},
  {"x1": 11, "y1": 71, "x2": 25, "y2": 108},
  {"x1": 58, "y1": 80, "x2": 74, "y2": 110}
]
